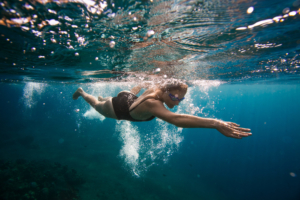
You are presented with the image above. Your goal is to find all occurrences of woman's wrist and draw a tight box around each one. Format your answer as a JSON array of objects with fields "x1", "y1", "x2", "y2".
[{"x1": 212, "y1": 118, "x2": 223, "y2": 129}]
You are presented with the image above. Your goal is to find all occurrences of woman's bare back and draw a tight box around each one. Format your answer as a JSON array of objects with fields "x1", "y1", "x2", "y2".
[{"x1": 129, "y1": 88, "x2": 161, "y2": 120}]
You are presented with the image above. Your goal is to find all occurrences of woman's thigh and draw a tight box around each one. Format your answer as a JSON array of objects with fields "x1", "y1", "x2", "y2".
[{"x1": 95, "y1": 97, "x2": 118, "y2": 119}]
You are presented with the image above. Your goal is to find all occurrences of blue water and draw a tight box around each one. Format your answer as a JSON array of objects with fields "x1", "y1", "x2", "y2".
[{"x1": 1, "y1": 0, "x2": 300, "y2": 199}]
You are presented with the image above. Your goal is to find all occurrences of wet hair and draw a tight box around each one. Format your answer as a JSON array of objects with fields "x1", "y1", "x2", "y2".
[{"x1": 159, "y1": 78, "x2": 188, "y2": 92}]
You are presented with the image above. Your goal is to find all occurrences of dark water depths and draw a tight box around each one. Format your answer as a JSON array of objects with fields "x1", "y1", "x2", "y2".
[{"x1": 0, "y1": 0, "x2": 300, "y2": 200}]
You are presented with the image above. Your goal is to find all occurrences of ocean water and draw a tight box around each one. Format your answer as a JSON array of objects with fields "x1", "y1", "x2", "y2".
[{"x1": 0, "y1": 0, "x2": 300, "y2": 200}]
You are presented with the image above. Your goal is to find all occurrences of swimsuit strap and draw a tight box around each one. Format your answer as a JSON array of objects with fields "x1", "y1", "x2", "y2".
[{"x1": 129, "y1": 97, "x2": 156, "y2": 112}]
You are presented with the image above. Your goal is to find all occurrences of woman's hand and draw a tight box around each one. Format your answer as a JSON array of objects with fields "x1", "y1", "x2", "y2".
[{"x1": 215, "y1": 120, "x2": 252, "y2": 139}]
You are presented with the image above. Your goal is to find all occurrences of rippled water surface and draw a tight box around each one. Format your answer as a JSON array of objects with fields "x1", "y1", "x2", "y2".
[{"x1": 1, "y1": 0, "x2": 300, "y2": 83}]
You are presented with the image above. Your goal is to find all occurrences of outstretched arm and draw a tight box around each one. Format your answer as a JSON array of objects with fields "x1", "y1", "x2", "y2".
[{"x1": 148, "y1": 100, "x2": 251, "y2": 139}]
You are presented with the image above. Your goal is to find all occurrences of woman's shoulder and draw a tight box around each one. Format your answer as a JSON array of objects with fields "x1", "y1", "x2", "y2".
[
  {"x1": 130, "y1": 90, "x2": 161, "y2": 110},
  {"x1": 137, "y1": 88, "x2": 156, "y2": 99},
  {"x1": 142, "y1": 98, "x2": 164, "y2": 109},
  {"x1": 142, "y1": 87, "x2": 156, "y2": 95}
]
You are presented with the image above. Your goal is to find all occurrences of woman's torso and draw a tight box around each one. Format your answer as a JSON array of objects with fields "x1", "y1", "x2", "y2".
[{"x1": 129, "y1": 88, "x2": 161, "y2": 120}]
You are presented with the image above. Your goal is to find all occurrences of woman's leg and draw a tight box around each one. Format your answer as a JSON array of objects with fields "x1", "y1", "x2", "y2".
[
  {"x1": 73, "y1": 88, "x2": 117, "y2": 119},
  {"x1": 98, "y1": 96, "x2": 111, "y2": 101}
]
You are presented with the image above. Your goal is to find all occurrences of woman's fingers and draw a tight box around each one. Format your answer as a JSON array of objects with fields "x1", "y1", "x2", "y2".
[
  {"x1": 220, "y1": 121, "x2": 252, "y2": 139},
  {"x1": 226, "y1": 124, "x2": 251, "y2": 134},
  {"x1": 230, "y1": 122, "x2": 240, "y2": 127},
  {"x1": 230, "y1": 134, "x2": 242, "y2": 139},
  {"x1": 233, "y1": 131, "x2": 251, "y2": 137},
  {"x1": 234, "y1": 127, "x2": 251, "y2": 132},
  {"x1": 227, "y1": 122, "x2": 251, "y2": 131}
]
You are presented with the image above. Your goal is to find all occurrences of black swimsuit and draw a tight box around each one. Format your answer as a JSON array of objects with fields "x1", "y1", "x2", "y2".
[{"x1": 112, "y1": 91, "x2": 156, "y2": 122}]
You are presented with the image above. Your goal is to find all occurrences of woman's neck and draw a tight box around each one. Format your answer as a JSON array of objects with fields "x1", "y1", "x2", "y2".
[{"x1": 154, "y1": 89, "x2": 164, "y2": 102}]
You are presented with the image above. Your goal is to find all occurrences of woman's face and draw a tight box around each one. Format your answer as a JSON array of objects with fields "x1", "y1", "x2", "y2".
[{"x1": 164, "y1": 89, "x2": 187, "y2": 108}]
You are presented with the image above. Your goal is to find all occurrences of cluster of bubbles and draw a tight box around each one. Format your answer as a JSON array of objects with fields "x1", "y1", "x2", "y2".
[
  {"x1": 22, "y1": 82, "x2": 47, "y2": 108},
  {"x1": 117, "y1": 119, "x2": 183, "y2": 177}
]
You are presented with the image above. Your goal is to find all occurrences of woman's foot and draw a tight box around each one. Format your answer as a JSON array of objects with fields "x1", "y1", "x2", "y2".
[{"x1": 73, "y1": 88, "x2": 83, "y2": 100}]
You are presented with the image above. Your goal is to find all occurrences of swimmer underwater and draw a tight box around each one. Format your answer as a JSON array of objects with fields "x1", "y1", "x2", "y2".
[{"x1": 73, "y1": 79, "x2": 251, "y2": 139}]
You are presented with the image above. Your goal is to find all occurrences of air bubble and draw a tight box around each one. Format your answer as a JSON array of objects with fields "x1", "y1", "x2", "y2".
[
  {"x1": 154, "y1": 68, "x2": 161, "y2": 73},
  {"x1": 283, "y1": 7, "x2": 290, "y2": 14},
  {"x1": 247, "y1": 7, "x2": 254, "y2": 14},
  {"x1": 147, "y1": 30, "x2": 155, "y2": 37},
  {"x1": 109, "y1": 41, "x2": 115, "y2": 48},
  {"x1": 289, "y1": 11, "x2": 297, "y2": 16},
  {"x1": 290, "y1": 172, "x2": 297, "y2": 177}
]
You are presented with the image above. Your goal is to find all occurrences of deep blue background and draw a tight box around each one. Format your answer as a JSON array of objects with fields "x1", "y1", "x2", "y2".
[{"x1": 0, "y1": 82, "x2": 299, "y2": 200}]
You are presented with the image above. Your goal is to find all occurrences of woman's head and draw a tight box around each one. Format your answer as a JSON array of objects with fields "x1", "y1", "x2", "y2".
[
  {"x1": 159, "y1": 79, "x2": 188, "y2": 108},
  {"x1": 159, "y1": 79, "x2": 188, "y2": 93}
]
